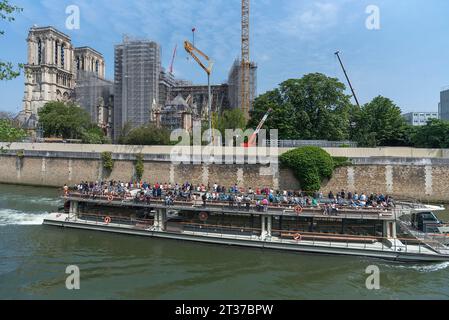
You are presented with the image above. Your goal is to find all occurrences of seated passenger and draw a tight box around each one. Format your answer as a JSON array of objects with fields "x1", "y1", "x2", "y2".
[{"x1": 262, "y1": 198, "x2": 269, "y2": 212}]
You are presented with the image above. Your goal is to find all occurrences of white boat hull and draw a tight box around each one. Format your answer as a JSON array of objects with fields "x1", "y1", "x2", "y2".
[{"x1": 43, "y1": 213, "x2": 449, "y2": 263}]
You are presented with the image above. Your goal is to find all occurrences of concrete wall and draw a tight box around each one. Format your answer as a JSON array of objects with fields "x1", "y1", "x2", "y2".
[
  {"x1": 2, "y1": 143, "x2": 449, "y2": 201},
  {"x1": 0, "y1": 156, "x2": 279, "y2": 190},
  {"x1": 1, "y1": 143, "x2": 448, "y2": 159}
]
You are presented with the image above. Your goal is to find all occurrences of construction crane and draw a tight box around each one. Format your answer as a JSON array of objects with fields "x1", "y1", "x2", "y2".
[
  {"x1": 241, "y1": 0, "x2": 251, "y2": 121},
  {"x1": 169, "y1": 44, "x2": 177, "y2": 75},
  {"x1": 243, "y1": 108, "x2": 272, "y2": 147},
  {"x1": 334, "y1": 51, "x2": 361, "y2": 108},
  {"x1": 184, "y1": 40, "x2": 214, "y2": 142}
]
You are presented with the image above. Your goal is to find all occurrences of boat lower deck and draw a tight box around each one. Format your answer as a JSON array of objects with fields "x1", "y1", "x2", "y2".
[{"x1": 43, "y1": 213, "x2": 449, "y2": 262}]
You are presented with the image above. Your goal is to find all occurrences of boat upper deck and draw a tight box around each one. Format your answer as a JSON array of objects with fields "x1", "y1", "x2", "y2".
[{"x1": 64, "y1": 193, "x2": 400, "y2": 221}]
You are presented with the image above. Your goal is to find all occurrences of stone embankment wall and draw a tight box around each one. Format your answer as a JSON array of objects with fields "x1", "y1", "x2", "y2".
[
  {"x1": 1, "y1": 143, "x2": 449, "y2": 201},
  {"x1": 322, "y1": 158, "x2": 449, "y2": 202},
  {"x1": 0, "y1": 143, "x2": 283, "y2": 190}
]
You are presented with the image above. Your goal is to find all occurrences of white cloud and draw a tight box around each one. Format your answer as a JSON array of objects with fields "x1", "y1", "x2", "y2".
[{"x1": 278, "y1": 1, "x2": 340, "y2": 39}]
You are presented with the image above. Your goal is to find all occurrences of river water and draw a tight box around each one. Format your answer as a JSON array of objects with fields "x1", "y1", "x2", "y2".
[{"x1": 1, "y1": 183, "x2": 449, "y2": 300}]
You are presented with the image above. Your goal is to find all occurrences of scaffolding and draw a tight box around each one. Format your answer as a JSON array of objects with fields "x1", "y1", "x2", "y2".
[
  {"x1": 168, "y1": 84, "x2": 230, "y2": 116},
  {"x1": 114, "y1": 39, "x2": 161, "y2": 141},
  {"x1": 227, "y1": 59, "x2": 257, "y2": 112},
  {"x1": 74, "y1": 70, "x2": 113, "y2": 135}
]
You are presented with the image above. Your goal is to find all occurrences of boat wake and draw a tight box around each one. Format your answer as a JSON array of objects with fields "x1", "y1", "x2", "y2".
[
  {"x1": 0, "y1": 208, "x2": 48, "y2": 226},
  {"x1": 0, "y1": 194, "x2": 61, "y2": 206},
  {"x1": 390, "y1": 262, "x2": 449, "y2": 273}
]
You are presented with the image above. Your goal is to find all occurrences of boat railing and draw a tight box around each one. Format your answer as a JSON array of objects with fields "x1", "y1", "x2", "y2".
[
  {"x1": 397, "y1": 220, "x2": 448, "y2": 254},
  {"x1": 64, "y1": 192, "x2": 395, "y2": 219},
  {"x1": 64, "y1": 212, "x2": 441, "y2": 254},
  {"x1": 68, "y1": 212, "x2": 154, "y2": 229},
  {"x1": 180, "y1": 222, "x2": 432, "y2": 254}
]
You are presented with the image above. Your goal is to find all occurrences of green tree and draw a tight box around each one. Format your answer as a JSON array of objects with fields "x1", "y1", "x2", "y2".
[
  {"x1": 38, "y1": 101, "x2": 108, "y2": 143},
  {"x1": 117, "y1": 122, "x2": 133, "y2": 144},
  {"x1": 38, "y1": 101, "x2": 91, "y2": 139},
  {"x1": 216, "y1": 108, "x2": 247, "y2": 134},
  {"x1": 210, "y1": 108, "x2": 248, "y2": 145},
  {"x1": 249, "y1": 73, "x2": 353, "y2": 140},
  {"x1": 413, "y1": 119, "x2": 449, "y2": 148},
  {"x1": 0, "y1": 118, "x2": 26, "y2": 143},
  {"x1": 0, "y1": 1, "x2": 23, "y2": 80},
  {"x1": 82, "y1": 125, "x2": 110, "y2": 144},
  {"x1": 352, "y1": 96, "x2": 411, "y2": 147},
  {"x1": 120, "y1": 124, "x2": 171, "y2": 146}
]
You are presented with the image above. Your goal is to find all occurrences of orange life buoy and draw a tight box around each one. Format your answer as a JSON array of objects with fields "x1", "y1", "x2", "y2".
[
  {"x1": 295, "y1": 205, "x2": 303, "y2": 214},
  {"x1": 104, "y1": 216, "x2": 112, "y2": 224},
  {"x1": 293, "y1": 233, "x2": 302, "y2": 241},
  {"x1": 199, "y1": 212, "x2": 209, "y2": 222},
  {"x1": 108, "y1": 195, "x2": 114, "y2": 202}
]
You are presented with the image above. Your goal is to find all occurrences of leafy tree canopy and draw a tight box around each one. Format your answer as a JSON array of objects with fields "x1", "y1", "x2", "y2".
[
  {"x1": 210, "y1": 108, "x2": 248, "y2": 144},
  {"x1": 0, "y1": 0, "x2": 23, "y2": 80},
  {"x1": 216, "y1": 108, "x2": 247, "y2": 133},
  {"x1": 38, "y1": 101, "x2": 108, "y2": 144},
  {"x1": 0, "y1": 118, "x2": 26, "y2": 143},
  {"x1": 352, "y1": 96, "x2": 411, "y2": 147},
  {"x1": 412, "y1": 119, "x2": 449, "y2": 149},
  {"x1": 119, "y1": 124, "x2": 171, "y2": 146},
  {"x1": 248, "y1": 73, "x2": 353, "y2": 141},
  {"x1": 82, "y1": 125, "x2": 110, "y2": 144},
  {"x1": 38, "y1": 101, "x2": 91, "y2": 139}
]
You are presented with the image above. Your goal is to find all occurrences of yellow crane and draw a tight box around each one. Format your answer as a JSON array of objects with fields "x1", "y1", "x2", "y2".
[
  {"x1": 184, "y1": 41, "x2": 213, "y2": 75},
  {"x1": 184, "y1": 40, "x2": 214, "y2": 143}
]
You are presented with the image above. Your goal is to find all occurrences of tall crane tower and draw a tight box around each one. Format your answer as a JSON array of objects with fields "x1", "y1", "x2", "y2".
[{"x1": 241, "y1": 0, "x2": 251, "y2": 121}]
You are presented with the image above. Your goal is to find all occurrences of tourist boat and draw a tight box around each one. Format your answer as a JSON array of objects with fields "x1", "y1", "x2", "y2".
[
  {"x1": 398, "y1": 204, "x2": 449, "y2": 246},
  {"x1": 43, "y1": 193, "x2": 449, "y2": 262}
]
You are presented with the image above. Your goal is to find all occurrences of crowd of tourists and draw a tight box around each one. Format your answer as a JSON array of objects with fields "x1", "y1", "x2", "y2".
[{"x1": 64, "y1": 180, "x2": 395, "y2": 210}]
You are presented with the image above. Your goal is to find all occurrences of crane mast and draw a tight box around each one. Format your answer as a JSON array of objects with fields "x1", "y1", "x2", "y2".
[
  {"x1": 241, "y1": 0, "x2": 251, "y2": 121},
  {"x1": 335, "y1": 51, "x2": 361, "y2": 108},
  {"x1": 184, "y1": 40, "x2": 214, "y2": 143},
  {"x1": 169, "y1": 44, "x2": 177, "y2": 75}
]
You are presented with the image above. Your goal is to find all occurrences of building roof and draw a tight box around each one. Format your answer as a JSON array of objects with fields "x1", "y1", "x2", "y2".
[
  {"x1": 75, "y1": 46, "x2": 104, "y2": 57},
  {"x1": 17, "y1": 112, "x2": 39, "y2": 130},
  {"x1": 29, "y1": 26, "x2": 71, "y2": 41},
  {"x1": 169, "y1": 94, "x2": 189, "y2": 107}
]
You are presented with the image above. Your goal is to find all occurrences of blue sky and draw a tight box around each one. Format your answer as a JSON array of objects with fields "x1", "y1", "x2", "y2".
[{"x1": 1, "y1": 0, "x2": 449, "y2": 115}]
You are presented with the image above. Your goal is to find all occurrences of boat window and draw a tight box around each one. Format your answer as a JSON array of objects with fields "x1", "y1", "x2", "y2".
[
  {"x1": 419, "y1": 212, "x2": 437, "y2": 221},
  {"x1": 425, "y1": 225, "x2": 439, "y2": 233}
]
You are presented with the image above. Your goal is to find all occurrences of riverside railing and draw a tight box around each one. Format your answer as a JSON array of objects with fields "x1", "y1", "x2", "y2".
[{"x1": 263, "y1": 139, "x2": 358, "y2": 148}]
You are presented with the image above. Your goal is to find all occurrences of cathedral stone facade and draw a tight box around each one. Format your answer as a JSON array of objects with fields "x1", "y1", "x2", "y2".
[
  {"x1": 22, "y1": 26, "x2": 76, "y2": 117},
  {"x1": 21, "y1": 26, "x2": 110, "y2": 136}
]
